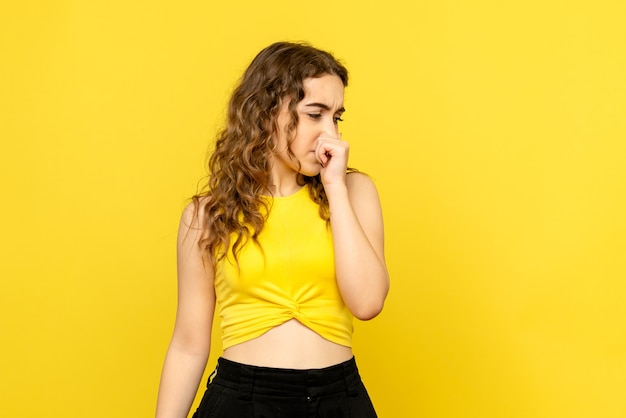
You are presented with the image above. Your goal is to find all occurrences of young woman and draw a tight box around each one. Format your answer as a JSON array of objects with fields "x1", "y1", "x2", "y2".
[{"x1": 156, "y1": 41, "x2": 390, "y2": 418}]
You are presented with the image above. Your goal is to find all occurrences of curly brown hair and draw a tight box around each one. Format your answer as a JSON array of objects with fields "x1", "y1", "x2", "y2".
[{"x1": 193, "y1": 41, "x2": 349, "y2": 266}]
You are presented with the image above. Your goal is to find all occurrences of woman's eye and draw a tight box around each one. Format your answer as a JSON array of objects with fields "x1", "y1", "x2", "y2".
[
  {"x1": 308, "y1": 113, "x2": 322, "y2": 119},
  {"x1": 334, "y1": 117, "x2": 344, "y2": 123}
]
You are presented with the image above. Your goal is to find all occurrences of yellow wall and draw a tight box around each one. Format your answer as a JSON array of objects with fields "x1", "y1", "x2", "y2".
[{"x1": 1, "y1": 1, "x2": 625, "y2": 417}]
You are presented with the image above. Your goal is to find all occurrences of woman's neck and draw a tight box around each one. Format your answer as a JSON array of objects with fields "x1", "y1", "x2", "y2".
[{"x1": 269, "y1": 161, "x2": 302, "y2": 197}]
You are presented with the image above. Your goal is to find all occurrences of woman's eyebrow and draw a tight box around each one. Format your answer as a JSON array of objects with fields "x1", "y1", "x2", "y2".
[{"x1": 305, "y1": 102, "x2": 345, "y2": 113}]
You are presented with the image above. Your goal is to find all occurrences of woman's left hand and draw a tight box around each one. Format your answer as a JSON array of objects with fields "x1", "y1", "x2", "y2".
[{"x1": 315, "y1": 134, "x2": 349, "y2": 187}]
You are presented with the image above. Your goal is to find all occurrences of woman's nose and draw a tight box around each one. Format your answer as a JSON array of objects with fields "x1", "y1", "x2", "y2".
[{"x1": 321, "y1": 116, "x2": 338, "y2": 137}]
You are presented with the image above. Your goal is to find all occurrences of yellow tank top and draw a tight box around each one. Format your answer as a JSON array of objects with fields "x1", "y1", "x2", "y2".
[{"x1": 214, "y1": 186, "x2": 353, "y2": 350}]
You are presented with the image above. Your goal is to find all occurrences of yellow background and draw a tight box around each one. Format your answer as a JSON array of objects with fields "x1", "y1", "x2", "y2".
[{"x1": 1, "y1": 1, "x2": 625, "y2": 417}]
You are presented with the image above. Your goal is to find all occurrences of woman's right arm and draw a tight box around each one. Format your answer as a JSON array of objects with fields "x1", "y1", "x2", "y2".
[{"x1": 156, "y1": 202, "x2": 216, "y2": 418}]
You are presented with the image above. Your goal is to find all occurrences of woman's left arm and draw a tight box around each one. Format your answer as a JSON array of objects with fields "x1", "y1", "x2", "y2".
[{"x1": 317, "y1": 136, "x2": 390, "y2": 320}]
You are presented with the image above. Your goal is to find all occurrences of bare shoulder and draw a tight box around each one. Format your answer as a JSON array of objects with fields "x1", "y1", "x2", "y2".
[
  {"x1": 345, "y1": 171, "x2": 380, "y2": 202},
  {"x1": 178, "y1": 196, "x2": 212, "y2": 249},
  {"x1": 180, "y1": 196, "x2": 210, "y2": 229}
]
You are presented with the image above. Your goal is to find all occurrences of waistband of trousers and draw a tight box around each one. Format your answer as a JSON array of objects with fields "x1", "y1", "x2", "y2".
[{"x1": 211, "y1": 356, "x2": 362, "y2": 397}]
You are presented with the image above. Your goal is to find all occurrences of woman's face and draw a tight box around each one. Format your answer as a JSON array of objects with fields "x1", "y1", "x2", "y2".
[{"x1": 272, "y1": 74, "x2": 345, "y2": 178}]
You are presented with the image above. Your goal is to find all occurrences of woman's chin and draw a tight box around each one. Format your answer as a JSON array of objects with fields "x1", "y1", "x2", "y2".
[{"x1": 299, "y1": 164, "x2": 322, "y2": 177}]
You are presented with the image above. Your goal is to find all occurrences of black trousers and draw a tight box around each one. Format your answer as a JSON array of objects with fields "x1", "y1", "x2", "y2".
[{"x1": 192, "y1": 357, "x2": 378, "y2": 418}]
